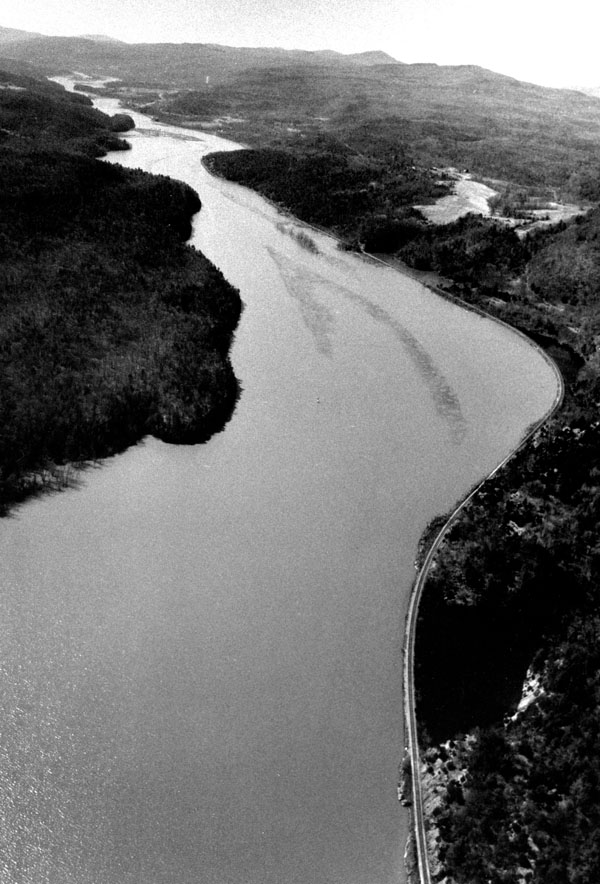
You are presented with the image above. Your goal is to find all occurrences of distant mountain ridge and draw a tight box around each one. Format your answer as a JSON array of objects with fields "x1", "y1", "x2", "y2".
[
  {"x1": 328, "y1": 49, "x2": 399, "y2": 65},
  {"x1": 0, "y1": 31, "x2": 400, "y2": 83},
  {"x1": 0, "y1": 25, "x2": 45, "y2": 43},
  {"x1": 121, "y1": 53, "x2": 600, "y2": 193},
  {"x1": 574, "y1": 84, "x2": 600, "y2": 98},
  {"x1": 79, "y1": 34, "x2": 126, "y2": 44},
  {"x1": 4, "y1": 27, "x2": 600, "y2": 194}
]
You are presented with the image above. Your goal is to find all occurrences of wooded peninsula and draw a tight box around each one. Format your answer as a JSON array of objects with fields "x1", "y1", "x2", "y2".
[{"x1": 0, "y1": 70, "x2": 241, "y2": 513}]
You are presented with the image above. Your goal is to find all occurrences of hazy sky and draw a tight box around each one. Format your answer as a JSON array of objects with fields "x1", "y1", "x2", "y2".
[{"x1": 3, "y1": 0, "x2": 600, "y2": 88}]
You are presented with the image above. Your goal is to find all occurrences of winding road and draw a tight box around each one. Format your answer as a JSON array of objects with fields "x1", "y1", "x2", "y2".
[{"x1": 402, "y1": 316, "x2": 564, "y2": 884}]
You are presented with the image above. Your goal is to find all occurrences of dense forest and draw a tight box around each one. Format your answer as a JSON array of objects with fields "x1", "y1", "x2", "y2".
[
  {"x1": 0, "y1": 71, "x2": 241, "y2": 512},
  {"x1": 0, "y1": 67, "x2": 133, "y2": 154},
  {"x1": 204, "y1": 146, "x2": 447, "y2": 239},
  {"x1": 407, "y1": 208, "x2": 600, "y2": 881}
]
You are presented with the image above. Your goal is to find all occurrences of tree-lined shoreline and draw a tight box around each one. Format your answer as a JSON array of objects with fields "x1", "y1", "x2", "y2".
[
  {"x1": 0, "y1": 71, "x2": 242, "y2": 513},
  {"x1": 206, "y1": 131, "x2": 600, "y2": 884}
]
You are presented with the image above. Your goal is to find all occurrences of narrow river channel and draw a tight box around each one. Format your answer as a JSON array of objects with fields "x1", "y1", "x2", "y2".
[{"x1": 0, "y1": 85, "x2": 559, "y2": 884}]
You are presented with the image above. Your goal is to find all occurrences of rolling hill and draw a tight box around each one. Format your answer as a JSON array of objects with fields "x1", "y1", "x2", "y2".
[
  {"x1": 0, "y1": 25, "x2": 45, "y2": 44},
  {"x1": 0, "y1": 34, "x2": 398, "y2": 85},
  {"x1": 3, "y1": 33, "x2": 600, "y2": 198}
]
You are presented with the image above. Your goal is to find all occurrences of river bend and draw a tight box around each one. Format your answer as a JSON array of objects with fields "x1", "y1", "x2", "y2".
[{"x1": 0, "y1": 89, "x2": 559, "y2": 884}]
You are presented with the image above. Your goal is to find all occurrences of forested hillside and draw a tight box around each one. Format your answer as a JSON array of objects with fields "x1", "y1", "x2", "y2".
[
  {"x1": 0, "y1": 68, "x2": 133, "y2": 154},
  {"x1": 409, "y1": 205, "x2": 600, "y2": 882},
  {"x1": 0, "y1": 35, "x2": 397, "y2": 86},
  {"x1": 6, "y1": 34, "x2": 600, "y2": 208},
  {"x1": 204, "y1": 147, "x2": 446, "y2": 241},
  {"x1": 174, "y1": 63, "x2": 600, "y2": 195},
  {"x1": 0, "y1": 71, "x2": 241, "y2": 512},
  {"x1": 193, "y1": 61, "x2": 600, "y2": 258}
]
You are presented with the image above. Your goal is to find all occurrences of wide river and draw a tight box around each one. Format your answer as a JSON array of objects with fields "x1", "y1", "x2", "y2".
[{"x1": 0, "y1": 87, "x2": 559, "y2": 884}]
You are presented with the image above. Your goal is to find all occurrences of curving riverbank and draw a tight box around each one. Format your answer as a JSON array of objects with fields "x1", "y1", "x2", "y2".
[
  {"x1": 408, "y1": 202, "x2": 600, "y2": 878},
  {"x1": 202, "y1": 139, "x2": 567, "y2": 884},
  {"x1": 0, "y1": 74, "x2": 242, "y2": 513},
  {"x1": 402, "y1": 339, "x2": 563, "y2": 884},
  {"x1": 83, "y1": 73, "x2": 600, "y2": 884}
]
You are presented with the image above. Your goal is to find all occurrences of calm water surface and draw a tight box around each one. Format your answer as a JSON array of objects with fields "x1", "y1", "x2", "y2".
[{"x1": 0, "y1": 89, "x2": 559, "y2": 883}]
